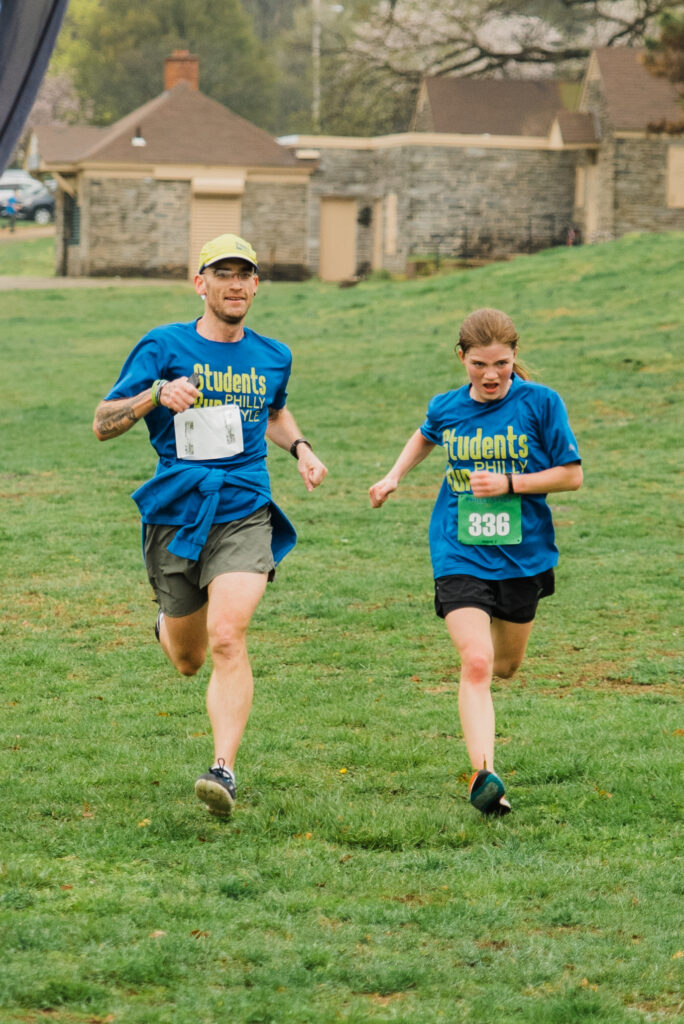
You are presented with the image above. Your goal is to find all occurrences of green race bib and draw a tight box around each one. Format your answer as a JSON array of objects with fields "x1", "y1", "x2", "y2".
[{"x1": 457, "y1": 494, "x2": 522, "y2": 545}]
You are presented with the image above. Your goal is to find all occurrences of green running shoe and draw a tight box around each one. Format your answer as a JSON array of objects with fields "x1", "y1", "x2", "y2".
[{"x1": 469, "y1": 768, "x2": 512, "y2": 816}]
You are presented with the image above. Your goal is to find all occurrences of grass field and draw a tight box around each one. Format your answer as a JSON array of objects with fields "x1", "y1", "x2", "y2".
[
  {"x1": 0, "y1": 232, "x2": 682, "y2": 1023},
  {"x1": 0, "y1": 230, "x2": 56, "y2": 277}
]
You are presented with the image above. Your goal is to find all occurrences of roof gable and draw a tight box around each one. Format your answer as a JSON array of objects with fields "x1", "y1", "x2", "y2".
[
  {"x1": 416, "y1": 78, "x2": 579, "y2": 137},
  {"x1": 28, "y1": 125, "x2": 107, "y2": 166},
  {"x1": 585, "y1": 47, "x2": 683, "y2": 130},
  {"x1": 88, "y1": 83, "x2": 296, "y2": 166},
  {"x1": 39, "y1": 83, "x2": 297, "y2": 168},
  {"x1": 553, "y1": 111, "x2": 599, "y2": 145}
]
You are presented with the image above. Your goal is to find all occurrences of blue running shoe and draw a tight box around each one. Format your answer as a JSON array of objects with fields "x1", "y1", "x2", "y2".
[{"x1": 469, "y1": 768, "x2": 512, "y2": 816}]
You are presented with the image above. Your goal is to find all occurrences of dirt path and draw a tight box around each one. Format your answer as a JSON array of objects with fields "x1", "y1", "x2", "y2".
[
  {"x1": 0, "y1": 275, "x2": 180, "y2": 290},
  {"x1": 0, "y1": 225, "x2": 55, "y2": 242}
]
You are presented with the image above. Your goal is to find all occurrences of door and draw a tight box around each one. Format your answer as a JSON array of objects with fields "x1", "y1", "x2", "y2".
[
  {"x1": 319, "y1": 197, "x2": 356, "y2": 282},
  {"x1": 189, "y1": 196, "x2": 241, "y2": 278}
]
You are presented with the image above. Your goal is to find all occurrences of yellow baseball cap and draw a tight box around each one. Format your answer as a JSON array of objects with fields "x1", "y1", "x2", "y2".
[{"x1": 198, "y1": 233, "x2": 258, "y2": 273}]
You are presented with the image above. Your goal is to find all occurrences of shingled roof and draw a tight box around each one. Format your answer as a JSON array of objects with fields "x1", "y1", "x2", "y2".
[
  {"x1": 35, "y1": 83, "x2": 296, "y2": 168},
  {"x1": 29, "y1": 125, "x2": 106, "y2": 165},
  {"x1": 587, "y1": 47, "x2": 683, "y2": 131},
  {"x1": 413, "y1": 78, "x2": 580, "y2": 137},
  {"x1": 554, "y1": 111, "x2": 599, "y2": 145}
]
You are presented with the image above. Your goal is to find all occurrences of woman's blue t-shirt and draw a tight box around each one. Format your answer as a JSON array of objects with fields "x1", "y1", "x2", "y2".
[{"x1": 420, "y1": 375, "x2": 581, "y2": 580}]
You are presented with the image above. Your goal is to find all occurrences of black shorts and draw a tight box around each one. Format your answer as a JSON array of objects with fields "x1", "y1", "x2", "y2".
[{"x1": 434, "y1": 569, "x2": 555, "y2": 624}]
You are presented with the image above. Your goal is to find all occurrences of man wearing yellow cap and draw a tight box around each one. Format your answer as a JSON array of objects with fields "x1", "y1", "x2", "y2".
[{"x1": 92, "y1": 233, "x2": 327, "y2": 817}]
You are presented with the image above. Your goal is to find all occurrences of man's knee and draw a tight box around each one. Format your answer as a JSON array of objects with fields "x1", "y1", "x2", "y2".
[{"x1": 208, "y1": 620, "x2": 247, "y2": 663}]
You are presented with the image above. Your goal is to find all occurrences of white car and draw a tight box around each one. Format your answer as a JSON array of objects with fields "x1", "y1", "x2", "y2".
[{"x1": 0, "y1": 168, "x2": 35, "y2": 199}]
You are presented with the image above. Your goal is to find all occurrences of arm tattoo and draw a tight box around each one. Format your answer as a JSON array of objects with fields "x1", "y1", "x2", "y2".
[{"x1": 97, "y1": 404, "x2": 138, "y2": 437}]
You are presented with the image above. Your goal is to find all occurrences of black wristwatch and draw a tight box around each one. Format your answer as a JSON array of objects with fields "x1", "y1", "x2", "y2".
[{"x1": 289, "y1": 438, "x2": 312, "y2": 459}]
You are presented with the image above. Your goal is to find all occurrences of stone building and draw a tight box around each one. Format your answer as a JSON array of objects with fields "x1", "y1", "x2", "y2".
[
  {"x1": 573, "y1": 47, "x2": 684, "y2": 242},
  {"x1": 283, "y1": 51, "x2": 682, "y2": 280},
  {"x1": 29, "y1": 47, "x2": 683, "y2": 281},
  {"x1": 28, "y1": 51, "x2": 313, "y2": 279},
  {"x1": 282, "y1": 79, "x2": 595, "y2": 279}
]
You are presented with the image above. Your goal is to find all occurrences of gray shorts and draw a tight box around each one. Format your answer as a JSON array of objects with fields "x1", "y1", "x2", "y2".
[{"x1": 144, "y1": 504, "x2": 275, "y2": 617}]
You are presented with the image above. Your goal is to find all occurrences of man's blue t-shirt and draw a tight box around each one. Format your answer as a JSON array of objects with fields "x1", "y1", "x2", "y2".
[
  {"x1": 106, "y1": 320, "x2": 291, "y2": 525},
  {"x1": 420, "y1": 375, "x2": 581, "y2": 580}
]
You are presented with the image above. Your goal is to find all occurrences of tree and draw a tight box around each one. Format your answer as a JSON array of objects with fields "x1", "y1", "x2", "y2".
[
  {"x1": 265, "y1": 0, "x2": 417, "y2": 135},
  {"x1": 347, "y1": 0, "x2": 681, "y2": 81},
  {"x1": 645, "y1": 10, "x2": 684, "y2": 80},
  {"x1": 10, "y1": 71, "x2": 93, "y2": 165},
  {"x1": 54, "y1": 0, "x2": 278, "y2": 130},
  {"x1": 643, "y1": 11, "x2": 684, "y2": 131},
  {"x1": 240, "y1": 0, "x2": 308, "y2": 42},
  {"x1": 48, "y1": 0, "x2": 411, "y2": 137}
]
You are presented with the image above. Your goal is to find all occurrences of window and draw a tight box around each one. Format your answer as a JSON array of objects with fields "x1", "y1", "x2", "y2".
[{"x1": 64, "y1": 193, "x2": 81, "y2": 245}]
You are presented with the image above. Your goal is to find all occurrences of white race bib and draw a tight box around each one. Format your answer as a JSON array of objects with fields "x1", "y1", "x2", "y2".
[{"x1": 173, "y1": 404, "x2": 244, "y2": 461}]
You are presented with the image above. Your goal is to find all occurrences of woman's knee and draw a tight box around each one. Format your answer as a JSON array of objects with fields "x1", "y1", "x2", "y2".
[
  {"x1": 494, "y1": 655, "x2": 522, "y2": 680},
  {"x1": 173, "y1": 648, "x2": 206, "y2": 676},
  {"x1": 460, "y1": 649, "x2": 494, "y2": 686}
]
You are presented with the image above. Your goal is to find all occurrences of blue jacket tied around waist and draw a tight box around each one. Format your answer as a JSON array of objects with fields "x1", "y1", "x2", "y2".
[{"x1": 131, "y1": 461, "x2": 297, "y2": 564}]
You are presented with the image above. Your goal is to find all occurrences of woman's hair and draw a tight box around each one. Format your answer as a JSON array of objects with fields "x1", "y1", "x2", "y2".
[{"x1": 456, "y1": 308, "x2": 530, "y2": 380}]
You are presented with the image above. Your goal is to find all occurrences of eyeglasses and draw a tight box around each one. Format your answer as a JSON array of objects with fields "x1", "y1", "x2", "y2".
[{"x1": 208, "y1": 267, "x2": 255, "y2": 281}]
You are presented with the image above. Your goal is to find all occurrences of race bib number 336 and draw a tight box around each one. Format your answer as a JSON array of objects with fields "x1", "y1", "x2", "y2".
[{"x1": 457, "y1": 495, "x2": 522, "y2": 545}]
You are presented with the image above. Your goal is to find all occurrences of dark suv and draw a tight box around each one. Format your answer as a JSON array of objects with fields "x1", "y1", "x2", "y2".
[{"x1": 0, "y1": 176, "x2": 55, "y2": 224}]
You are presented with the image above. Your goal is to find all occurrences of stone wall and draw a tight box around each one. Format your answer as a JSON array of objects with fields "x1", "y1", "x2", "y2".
[
  {"x1": 579, "y1": 80, "x2": 616, "y2": 242},
  {"x1": 308, "y1": 142, "x2": 578, "y2": 272},
  {"x1": 240, "y1": 181, "x2": 310, "y2": 279},
  {"x1": 399, "y1": 145, "x2": 577, "y2": 262},
  {"x1": 81, "y1": 178, "x2": 190, "y2": 277},
  {"x1": 614, "y1": 138, "x2": 684, "y2": 234},
  {"x1": 58, "y1": 176, "x2": 311, "y2": 279},
  {"x1": 578, "y1": 77, "x2": 684, "y2": 241}
]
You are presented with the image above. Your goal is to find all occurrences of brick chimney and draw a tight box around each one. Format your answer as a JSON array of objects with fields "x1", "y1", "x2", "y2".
[{"x1": 164, "y1": 50, "x2": 199, "y2": 91}]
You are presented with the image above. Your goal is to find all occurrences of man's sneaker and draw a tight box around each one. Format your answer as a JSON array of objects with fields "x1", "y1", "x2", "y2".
[
  {"x1": 154, "y1": 608, "x2": 164, "y2": 642},
  {"x1": 194, "y1": 759, "x2": 236, "y2": 817},
  {"x1": 469, "y1": 768, "x2": 512, "y2": 817}
]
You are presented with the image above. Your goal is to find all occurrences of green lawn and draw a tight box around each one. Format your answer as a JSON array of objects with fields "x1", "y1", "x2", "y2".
[
  {"x1": 0, "y1": 232, "x2": 682, "y2": 1023},
  {"x1": 0, "y1": 232, "x2": 55, "y2": 276}
]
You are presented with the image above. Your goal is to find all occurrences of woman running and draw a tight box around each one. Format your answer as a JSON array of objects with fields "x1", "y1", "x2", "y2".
[{"x1": 369, "y1": 308, "x2": 582, "y2": 816}]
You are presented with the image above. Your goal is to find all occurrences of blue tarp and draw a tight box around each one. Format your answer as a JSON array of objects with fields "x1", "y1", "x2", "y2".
[{"x1": 0, "y1": 0, "x2": 70, "y2": 171}]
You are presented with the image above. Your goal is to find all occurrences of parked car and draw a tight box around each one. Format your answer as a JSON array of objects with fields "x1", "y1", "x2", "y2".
[
  {"x1": 0, "y1": 169, "x2": 34, "y2": 191},
  {"x1": 0, "y1": 169, "x2": 35, "y2": 210},
  {"x1": 0, "y1": 171, "x2": 55, "y2": 224}
]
